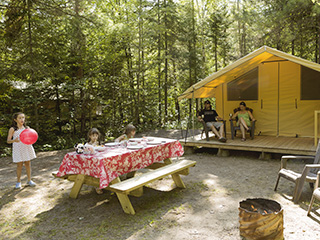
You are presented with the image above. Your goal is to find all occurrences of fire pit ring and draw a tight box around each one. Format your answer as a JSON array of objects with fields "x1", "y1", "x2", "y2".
[{"x1": 239, "y1": 198, "x2": 284, "y2": 240}]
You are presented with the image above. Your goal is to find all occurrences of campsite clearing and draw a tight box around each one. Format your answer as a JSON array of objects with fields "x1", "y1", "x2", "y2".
[{"x1": 1, "y1": 130, "x2": 320, "y2": 240}]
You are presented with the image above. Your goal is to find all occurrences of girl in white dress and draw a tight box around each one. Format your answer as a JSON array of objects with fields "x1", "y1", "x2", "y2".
[{"x1": 7, "y1": 112, "x2": 36, "y2": 189}]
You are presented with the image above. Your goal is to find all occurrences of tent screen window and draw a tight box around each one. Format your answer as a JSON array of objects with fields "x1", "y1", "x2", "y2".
[
  {"x1": 227, "y1": 67, "x2": 258, "y2": 101},
  {"x1": 301, "y1": 66, "x2": 320, "y2": 100}
]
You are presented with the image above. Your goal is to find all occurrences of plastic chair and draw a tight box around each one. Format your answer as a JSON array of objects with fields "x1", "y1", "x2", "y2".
[
  {"x1": 307, "y1": 171, "x2": 320, "y2": 216},
  {"x1": 274, "y1": 140, "x2": 320, "y2": 203}
]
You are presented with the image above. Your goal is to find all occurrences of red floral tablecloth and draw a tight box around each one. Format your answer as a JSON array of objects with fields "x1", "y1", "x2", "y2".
[{"x1": 56, "y1": 137, "x2": 184, "y2": 189}]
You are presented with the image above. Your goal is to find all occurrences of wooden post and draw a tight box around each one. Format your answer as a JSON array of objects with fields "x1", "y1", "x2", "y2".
[
  {"x1": 315, "y1": 110, "x2": 320, "y2": 146},
  {"x1": 69, "y1": 174, "x2": 86, "y2": 199},
  {"x1": 217, "y1": 148, "x2": 229, "y2": 157},
  {"x1": 115, "y1": 193, "x2": 136, "y2": 215},
  {"x1": 164, "y1": 158, "x2": 186, "y2": 188},
  {"x1": 129, "y1": 187, "x2": 144, "y2": 197},
  {"x1": 111, "y1": 177, "x2": 121, "y2": 184},
  {"x1": 164, "y1": 158, "x2": 173, "y2": 164},
  {"x1": 126, "y1": 171, "x2": 136, "y2": 179},
  {"x1": 184, "y1": 146, "x2": 195, "y2": 154},
  {"x1": 171, "y1": 173, "x2": 186, "y2": 188},
  {"x1": 192, "y1": 87, "x2": 195, "y2": 139},
  {"x1": 259, "y1": 152, "x2": 272, "y2": 160},
  {"x1": 109, "y1": 176, "x2": 136, "y2": 214}
]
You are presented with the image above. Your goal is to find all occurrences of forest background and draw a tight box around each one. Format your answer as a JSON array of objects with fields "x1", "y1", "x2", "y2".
[{"x1": 1, "y1": 0, "x2": 320, "y2": 155}]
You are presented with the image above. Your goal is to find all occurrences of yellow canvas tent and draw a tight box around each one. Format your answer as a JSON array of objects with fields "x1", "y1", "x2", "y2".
[{"x1": 179, "y1": 46, "x2": 320, "y2": 137}]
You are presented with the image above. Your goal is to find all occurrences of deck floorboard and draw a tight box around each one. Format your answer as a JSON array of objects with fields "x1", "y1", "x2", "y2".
[{"x1": 181, "y1": 134, "x2": 317, "y2": 155}]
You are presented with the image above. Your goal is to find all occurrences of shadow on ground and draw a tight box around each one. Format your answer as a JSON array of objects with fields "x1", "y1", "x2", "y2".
[{"x1": 17, "y1": 184, "x2": 199, "y2": 239}]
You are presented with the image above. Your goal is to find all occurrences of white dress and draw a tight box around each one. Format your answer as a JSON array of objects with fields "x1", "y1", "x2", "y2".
[{"x1": 12, "y1": 127, "x2": 36, "y2": 163}]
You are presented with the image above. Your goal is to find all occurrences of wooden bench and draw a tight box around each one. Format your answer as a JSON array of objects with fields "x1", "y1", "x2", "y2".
[
  {"x1": 52, "y1": 171, "x2": 109, "y2": 199},
  {"x1": 108, "y1": 159, "x2": 196, "y2": 214},
  {"x1": 53, "y1": 159, "x2": 196, "y2": 214}
]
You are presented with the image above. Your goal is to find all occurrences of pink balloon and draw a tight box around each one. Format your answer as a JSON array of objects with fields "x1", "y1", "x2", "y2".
[{"x1": 20, "y1": 129, "x2": 38, "y2": 145}]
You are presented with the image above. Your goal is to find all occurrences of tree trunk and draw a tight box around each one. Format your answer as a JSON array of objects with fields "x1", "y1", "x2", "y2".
[
  {"x1": 214, "y1": 35, "x2": 218, "y2": 72},
  {"x1": 124, "y1": 3, "x2": 135, "y2": 121},
  {"x1": 317, "y1": 16, "x2": 320, "y2": 63},
  {"x1": 242, "y1": 22, "x2": 246, "y2": 55},
  {"x1": 237, "y1": 0, "x2": 242, "y2": 57},
  {"x1": 188, "y1": 40, "x2": 192, "y2": 114},
  {"x1": 26, "y1": 0, "x2": 39, "y2": 132},
  {"x1": 136, "y1": 0, "x2": 144, "y2": 124},
  {"x1": 191, "y1": 0, "x2": 198, "y2": 112},
  {"x1": 291, "y1": 40, "x2": 295, "y2": 56},
  {"x1": 73, "y1": 0, "x2": 86, "y2": 134},
  {"x1": 125, "y1": 47, "x2": 135, "y2": 119},
  {"x1": 55, "y1": 82, "x2": 62, "y2": 134},
  {"x1": 157, "y1": 0, "x2": 162, "y2": 126},
  {"x1": 164, "y1": 0, "x2": 168, "y2": 123}
]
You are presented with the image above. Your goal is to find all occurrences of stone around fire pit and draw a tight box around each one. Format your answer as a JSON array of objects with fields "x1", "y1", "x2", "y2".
[{"x1": 239, "y1": 198, "x2": 284, "y2": 240}]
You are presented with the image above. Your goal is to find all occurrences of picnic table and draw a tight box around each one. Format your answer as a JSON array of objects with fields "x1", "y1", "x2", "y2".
[{"x1": 53, "y1": 137, "x2": 196, "y2": 214}]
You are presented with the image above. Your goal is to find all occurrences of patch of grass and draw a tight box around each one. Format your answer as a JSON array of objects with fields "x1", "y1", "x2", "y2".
[
  {"x1": 26, "y1": 226, "x2": 36, "y2": 233},
  {"x1": 48, "y1": 229, "x2": 57, "y2": 237},
  {"x1": 189, "y1": 181, "x2": 209, "y2": 191},
  {"x1": 0, "y1": 221, "x2": 10, "y2": 234}
]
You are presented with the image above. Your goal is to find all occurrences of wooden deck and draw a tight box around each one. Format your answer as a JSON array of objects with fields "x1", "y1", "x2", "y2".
[{"x1": 181, "y1": 133, "x2": 317, "y2": 156}]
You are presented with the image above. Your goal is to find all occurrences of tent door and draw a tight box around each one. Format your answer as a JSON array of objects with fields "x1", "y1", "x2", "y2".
[
  {"x1": 257, "y1": 62, "x2": 278, "y2": 136},
  {"x1": 278, "y1": 61, "x2": 300, "y2": 137}
]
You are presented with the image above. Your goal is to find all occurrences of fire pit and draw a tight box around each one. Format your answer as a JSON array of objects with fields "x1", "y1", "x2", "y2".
[{"x1": 239, "y1": 198, "x2": 284, "y2": 240}]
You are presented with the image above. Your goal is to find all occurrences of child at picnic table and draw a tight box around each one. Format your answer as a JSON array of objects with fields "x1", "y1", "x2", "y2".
[
  {"x1": 115, "y1": 124, "x2": 136, "y2": 142},
  {"x1": 86, "y1": 128, "x2": 104, "y2": 195},
  {"x1": 86, "y1": 128, "x2": 101, "y2": 147},
  {"x1": 7, "y1": 112, "x2": 37, "y2": 189}
]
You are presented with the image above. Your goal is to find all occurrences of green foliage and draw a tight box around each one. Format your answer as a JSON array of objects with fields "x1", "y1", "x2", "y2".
[{"x1": 1, "y1": 0, "x2": 320, "y2": 153}]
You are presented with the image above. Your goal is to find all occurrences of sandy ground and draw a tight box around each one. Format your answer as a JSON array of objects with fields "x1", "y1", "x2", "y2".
[{"x1": 1, "y1": 130, "x2": 320, "y2": 240}]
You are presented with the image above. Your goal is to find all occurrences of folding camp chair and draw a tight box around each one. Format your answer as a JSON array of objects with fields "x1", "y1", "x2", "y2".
[{"x1": 229, "y1": 107, "x2": 256, "y2": 140}]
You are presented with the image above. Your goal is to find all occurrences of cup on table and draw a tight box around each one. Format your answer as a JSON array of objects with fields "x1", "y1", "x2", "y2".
[
  {"x1": 130, "y1": 141, "x2": 138, "y2": 146},
  {"x1": 141, "y1": 139, "x2": 147, "y2": 147},
  {"x1": 120, "y1": 140, "x2": 128, "y2": 148}
]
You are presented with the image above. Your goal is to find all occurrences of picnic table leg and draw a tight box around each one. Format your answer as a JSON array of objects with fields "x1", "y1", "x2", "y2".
[
  {"x1": 109, "y1": 177, "x2": 137, "y2": 214},
  {"x1": 110, "y1": 177, "x2": 121, "y2": 184},
  {"x1": 164, "y1": 158, "x2": 172, "y2": 164},
  {"x1": 171, "y1": 173, "x2": 186, "y2": 188},
  {"x1": 129, "y1": 187, "x2": 144, "y2": 197},
  {"x1": 69, "y1": 174, "x2": 86, "y2": 199},
  {"x1": 115, "y1": 193, "x2": 136, "y2": 215},
  {"x1": 126, "y1": 171, "x2": 136, "y2": 179},
  {"x1": 164, "y1": 158, "x2": 186, "y2": 188}
]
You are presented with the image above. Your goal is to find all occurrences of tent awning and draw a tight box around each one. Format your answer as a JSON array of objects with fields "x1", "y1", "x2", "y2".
[{"x1": 178, "y1": 46, "x2": 320, "y2": 100}]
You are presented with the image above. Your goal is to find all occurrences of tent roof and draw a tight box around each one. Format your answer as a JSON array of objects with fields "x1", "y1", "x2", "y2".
[{"x1": 178, "y1": 46, "x2": 320, "y2": 100}]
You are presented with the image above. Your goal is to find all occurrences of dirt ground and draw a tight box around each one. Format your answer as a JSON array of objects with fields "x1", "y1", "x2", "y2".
[{"x1": 1, "y1": 130, "x2": 320, "y2": 240}]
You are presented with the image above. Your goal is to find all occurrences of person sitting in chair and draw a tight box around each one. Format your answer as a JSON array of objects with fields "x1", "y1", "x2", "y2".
[
  {"x1": 197, "y1": 100, "x2": 226, "y2": 142},
  {"x1": 230, "y1": 101, "x2": 255, "y2": 141}
]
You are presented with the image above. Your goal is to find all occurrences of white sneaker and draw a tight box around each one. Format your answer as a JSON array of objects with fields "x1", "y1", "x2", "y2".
[
  {"x1": 27, "y1": 180, "x2": 36, "y2": 187},
  {"x1": 15, "y1": 182, "x2": 21, "y2": 189}
]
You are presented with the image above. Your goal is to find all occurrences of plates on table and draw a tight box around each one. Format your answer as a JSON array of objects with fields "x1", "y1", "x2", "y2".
[
  {"x1": 146, "y1": 141, "x2": 164, "y2": 145},
  {"x1": 129, "y1": 138, "x2": 143, "y2": 142},
  {"x1": 105, "y1": 142, "x2": 119, "y2": 147},
  {"x1": 145, "y1": 137, "x2": 154, "y2": 142},
  {"x1": 95, "y1": 146, "x2": 107, "y2": 152},
  {"x1": 127, "y1": 145, "x2": 143, "y2": 150}
]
